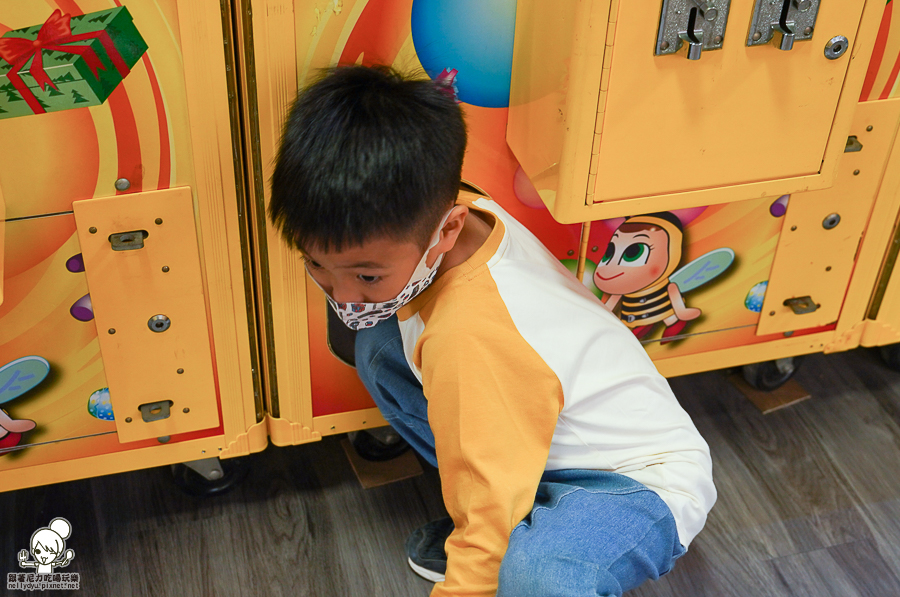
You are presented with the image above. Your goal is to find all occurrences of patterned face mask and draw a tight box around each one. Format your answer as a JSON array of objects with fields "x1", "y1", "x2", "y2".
[{"x1": 307, "y1": 210, "x2": 453, "y2": 330}]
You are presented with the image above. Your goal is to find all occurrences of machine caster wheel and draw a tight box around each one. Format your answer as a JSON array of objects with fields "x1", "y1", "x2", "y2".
[
  {"x1": 742, "y1": 357, "x2": 803, "y2": 392},
  {"x1": 350, "y1": 427, "x2": 411, "y2": 462},
  {"x1": 879, "y1": 343, "x2": 900, "y2": 372},
  {"x1": 170, "y1": 456, "x2": 250, "y2": 497}
]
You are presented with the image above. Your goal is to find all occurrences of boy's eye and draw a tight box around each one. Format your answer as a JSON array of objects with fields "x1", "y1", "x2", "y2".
[
  {"x1": 303, "y1": 258, "x2": 322, "y2": 269},
  {"x1": 358, "y1": 275, "x2": 380, "y2": 284}
]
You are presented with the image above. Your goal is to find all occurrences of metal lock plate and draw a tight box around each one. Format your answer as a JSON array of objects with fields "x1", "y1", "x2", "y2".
[
  {"x1": 656, "y1": 0, "x2": 732, "y2": 58},
  {"x1": 748, "y1": 0, "x2": 820, "y2": 49},
  {"x1": 73, "y1": 187, "x2": 220, "y2": 443}
]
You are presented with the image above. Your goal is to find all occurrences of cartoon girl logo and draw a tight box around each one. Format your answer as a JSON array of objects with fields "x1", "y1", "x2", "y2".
[
  {"x1": 18, "y1": 518, "x2": 75, "y2": 575},
  {"x1": 593, "y1": 212, "x2": 734, "y2": 344}
]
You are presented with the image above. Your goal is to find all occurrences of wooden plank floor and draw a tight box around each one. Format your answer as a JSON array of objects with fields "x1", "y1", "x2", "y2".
[{"x1": 3, "y1": 347, "x2": 900, "y2": 596}]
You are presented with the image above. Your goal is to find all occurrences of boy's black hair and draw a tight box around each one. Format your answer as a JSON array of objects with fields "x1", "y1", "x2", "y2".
[{"x1": 269, "y1": 65, "x2": 467, "y2": 253}]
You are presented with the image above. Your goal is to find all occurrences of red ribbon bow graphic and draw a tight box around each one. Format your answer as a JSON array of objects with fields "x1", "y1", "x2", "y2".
[{"x1": 0, "y1": 9, "x2": 130, "y2": 115}]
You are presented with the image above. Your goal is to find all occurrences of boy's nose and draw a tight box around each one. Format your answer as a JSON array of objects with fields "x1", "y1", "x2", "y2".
[{"x1": 330, "y1": 285, "x2": 365, "y2": 304}]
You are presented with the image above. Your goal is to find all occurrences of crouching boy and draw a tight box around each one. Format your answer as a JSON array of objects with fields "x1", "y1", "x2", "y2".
[{"x1": 269, "y1": 65, "x2": 717, "y2": 597}]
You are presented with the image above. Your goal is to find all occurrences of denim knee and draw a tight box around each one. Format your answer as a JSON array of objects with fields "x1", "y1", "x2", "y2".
[
  {"x1": 354, "y1": 318, "x2": 400, "y2": 379},
  {"x1": 498, "y1": 547, "x2": 617, "y2": 597}
]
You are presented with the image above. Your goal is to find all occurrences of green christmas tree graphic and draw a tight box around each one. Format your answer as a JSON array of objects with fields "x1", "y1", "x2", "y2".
[{"x1": 71, "y1": 89, "x2": 90, "y2": 104}]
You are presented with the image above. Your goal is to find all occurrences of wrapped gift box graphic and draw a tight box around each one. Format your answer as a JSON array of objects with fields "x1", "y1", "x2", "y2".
[{"x1": 0, "y1": 7, "x2": 148, "y2": 120}]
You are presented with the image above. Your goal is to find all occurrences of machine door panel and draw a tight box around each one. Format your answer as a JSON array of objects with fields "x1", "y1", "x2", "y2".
[{"x1": 594, "y1": 0, "x2": 865, "y2": 201}]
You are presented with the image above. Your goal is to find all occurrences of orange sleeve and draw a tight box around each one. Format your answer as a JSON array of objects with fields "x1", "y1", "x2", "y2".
[{"x1": 417, "y1": 285, "x2": 563, "y2": 597}]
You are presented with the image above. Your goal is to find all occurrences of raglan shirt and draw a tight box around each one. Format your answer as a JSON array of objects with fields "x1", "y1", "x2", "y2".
[{"x1": 396, "y1": 194, "x2": 717, "y2": 597}]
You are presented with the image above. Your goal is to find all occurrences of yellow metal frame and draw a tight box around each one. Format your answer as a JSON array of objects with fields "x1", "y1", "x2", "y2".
[{"x1": 235, "y1": 0, "x2": 320, "y2": 446}]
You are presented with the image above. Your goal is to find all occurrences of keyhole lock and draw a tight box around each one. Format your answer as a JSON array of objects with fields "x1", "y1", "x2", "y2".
[{"x1": 148, "y1": 314, "x2": 171, "y2": 333}]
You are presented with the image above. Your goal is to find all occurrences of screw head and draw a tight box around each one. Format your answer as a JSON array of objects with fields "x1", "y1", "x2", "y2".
[
  {"x1": 177, "y1": 368, "x2": 184, "y2": 374},
  {"x1": 183, "y1": 407, "x2": 190, "y2": 414},
  {"x1": 115, "y1": 178, "x2": 131, "y2": 191},
  {"x1": 769, "y1": 311, "x2": 776, "y2": 316},
  {"x1": 148, "y1": 314, "x2": 171, "y2": 333},
  {"x1": 823, "y1": 213, "x2": 841, "y2": 229},
  {"x1": 804, "y1": 26, "x2": 813, "y2": 36},
  {"x1": 661, "y1": 41, "x2": 670, "y2": 51},
  {"x1": 157, "y1": 436, "x2": 171, "y2": 444},
  {"x1": 108, "y1": 328, "x2": 116, "y2": 335},
  {"x1": 825, "y1": 36, "x2": 850, "y2": 60},
  {"x1": 714, "y1": 35, "x2": 723, "y2": 45},
  {"x1": 752, "y1": 32, "x2": 763, "y2": 42},
  {"x1": 791, "y1": 225, "x2": 798, "y2": 231},
  {"x1": 567, "y1": 250, "x2": 575, "y2": 256},
  {"x1": 867, "y1": 125, "x2": 874, "y2": 132},
  {"x1": 826, "y1": 266, "x2": 832, "y2": 271},
  {"x1": 155, "y1": 218, "x2": 163, "y2": 225},
  {"x1": 89, "y1": 227, "x2": 98, "y2": 234},
  {"x1": 853, "y1": 169, "x2": 860, "y2": 176},
  {"x1": 592, "y1": 246, "x2": 599, "y2": 252},
  {"x1": 162, "y1": 266, "x2": 170, "y2": 273},
  {"x1": 125, "y1": 417, "x2": 132, "y2": 423}
]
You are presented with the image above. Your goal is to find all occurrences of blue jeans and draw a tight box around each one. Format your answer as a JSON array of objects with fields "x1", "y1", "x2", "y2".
[{"x1": 356, "y1": 316, "x2": 686, "y2": 596}]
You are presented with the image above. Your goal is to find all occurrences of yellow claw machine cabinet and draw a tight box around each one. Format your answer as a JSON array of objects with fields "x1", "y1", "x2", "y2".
[
  {"x1": 0, "y1": 0, "x2": 264, "y2": 493},
  {"x1": 508, "y1": 0, "x2": 900, "y2": 390},
  {"x1": 237, "y1": 0, "x2": 900, "y2": 451}
]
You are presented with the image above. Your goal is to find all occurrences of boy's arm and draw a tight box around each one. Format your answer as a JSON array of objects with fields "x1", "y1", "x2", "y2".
[{"x1": 419, "y1": 323, "x2": 563, "y2": 597}]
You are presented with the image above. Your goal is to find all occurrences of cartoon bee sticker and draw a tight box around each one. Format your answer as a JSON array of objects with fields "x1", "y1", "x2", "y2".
[{"x1": 594, "y1": 212, "x2": 734, "y2": 344}]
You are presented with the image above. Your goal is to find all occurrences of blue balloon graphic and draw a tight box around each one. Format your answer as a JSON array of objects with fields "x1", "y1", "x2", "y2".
[
  {"x1": 411, "y1": 0, "x2": 517, "y2": 108},
  {"x1": 745, "y1": 281, "x2": 768, "y2": 313}
]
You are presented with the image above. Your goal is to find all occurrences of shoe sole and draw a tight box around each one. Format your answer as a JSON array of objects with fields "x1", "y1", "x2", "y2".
[{"x1": 407, "y1": 557, "x2": 446, "y2": 583}]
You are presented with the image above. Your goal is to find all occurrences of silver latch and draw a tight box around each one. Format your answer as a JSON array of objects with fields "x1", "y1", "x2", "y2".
[
  {"x1": 783, "y1": 296, "x2": 818, "y2": 315},
  {"x1": 109, "y1": 230, "x2": 148, "y2": 251},
  {"x1": 656, "y1": 0, "x2": 732, "y2": 60},
  {"x1": 139, "y1": 400, "x2": 174, "y2": 423},
  {"x1": 845, "y1": 136, "x2": 863, "y2": 153},
  {"x1": 748, "y1": 0, "x2": 820, "y2": 50}
]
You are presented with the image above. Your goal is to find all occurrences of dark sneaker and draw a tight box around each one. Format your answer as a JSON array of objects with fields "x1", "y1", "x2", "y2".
[{"x1": 406, "y1": 517, "x2": 454, "y2": 582}]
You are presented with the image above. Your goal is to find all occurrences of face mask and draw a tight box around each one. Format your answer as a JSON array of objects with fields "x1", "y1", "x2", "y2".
[{"x1": 308, "y1": 210, "x2": 453, "y2": 330}]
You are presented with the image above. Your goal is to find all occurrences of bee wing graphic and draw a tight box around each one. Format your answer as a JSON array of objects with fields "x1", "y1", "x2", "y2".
[{"x1": 670, "y1": 248, "x2": 736, "y2": 294}]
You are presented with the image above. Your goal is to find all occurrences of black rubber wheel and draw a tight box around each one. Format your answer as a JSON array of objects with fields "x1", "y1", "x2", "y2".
[
  {"x1": 169, "y1": 456, "x2": 251, "y2": 497},
  {"x1": 350, "y1": 429, "x2": 411, "y2": 462},
  {"x1": 879, "y1": 343, "x2": 900, "y2": 372},
  {"x1": 742, "y1": 357, "x2": 803, "y2": 392}
]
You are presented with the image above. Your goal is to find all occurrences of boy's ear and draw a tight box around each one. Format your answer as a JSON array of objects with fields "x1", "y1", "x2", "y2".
[{"x1": 426, "y1": 205, "x2": 468, "y2": 268}]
